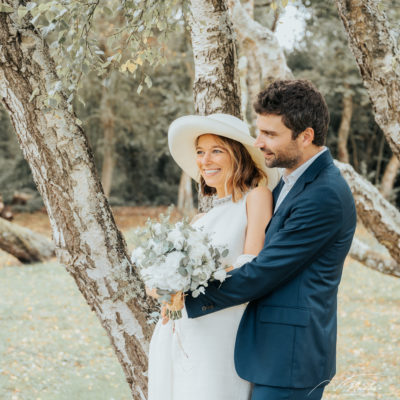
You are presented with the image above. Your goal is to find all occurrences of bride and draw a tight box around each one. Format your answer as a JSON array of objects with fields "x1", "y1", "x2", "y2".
[{"x1": 147, "y1": 113, "x2": 280, "y2": 400}]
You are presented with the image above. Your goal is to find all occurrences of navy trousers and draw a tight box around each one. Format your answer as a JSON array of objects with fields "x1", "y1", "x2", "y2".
[{"x1": 251, "y1": 384, "x2": 325, "y2": 400}]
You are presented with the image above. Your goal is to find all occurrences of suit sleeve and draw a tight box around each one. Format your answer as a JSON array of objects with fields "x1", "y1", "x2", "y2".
[{"x1": 185, "y1": 187, "x2": 344, "y2": 318}]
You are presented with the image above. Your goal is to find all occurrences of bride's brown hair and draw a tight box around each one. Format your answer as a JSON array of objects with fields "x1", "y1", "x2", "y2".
[{"x1": 196, "y1": 135, "x2": 268, "y2": 202}]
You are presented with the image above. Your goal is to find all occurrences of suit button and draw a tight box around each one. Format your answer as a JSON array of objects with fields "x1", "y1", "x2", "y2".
[{"x1": 201, "y1": 306, "x2": 207, "y2": 311}]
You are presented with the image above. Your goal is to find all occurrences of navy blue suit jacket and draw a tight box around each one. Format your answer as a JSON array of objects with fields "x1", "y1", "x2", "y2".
[{"x1": 185, "y1": 150, "x2": 356, "y2": 389}]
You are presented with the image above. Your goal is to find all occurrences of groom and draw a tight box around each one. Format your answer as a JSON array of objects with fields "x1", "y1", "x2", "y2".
[{"x1": 183, "y1": 80, "x2": 357, "y2": 399}]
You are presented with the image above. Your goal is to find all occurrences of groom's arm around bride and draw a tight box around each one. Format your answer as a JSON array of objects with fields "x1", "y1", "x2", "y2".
[{"x1": 185, "y1": 80, "x2": 357, "y2": 399}]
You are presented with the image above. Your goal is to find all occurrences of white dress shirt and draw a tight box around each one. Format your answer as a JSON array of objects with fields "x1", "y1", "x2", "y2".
[{"x1": 274, "y1": 147, "x2": 328, "y2": 213}]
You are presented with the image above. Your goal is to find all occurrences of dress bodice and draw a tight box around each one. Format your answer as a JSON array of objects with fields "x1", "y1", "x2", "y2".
[{"x1": 192, "y1": 193, "x2": 249, "y2": 267}]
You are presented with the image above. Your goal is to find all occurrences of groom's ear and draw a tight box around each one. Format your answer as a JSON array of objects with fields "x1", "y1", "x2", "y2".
[{"x1": 300, "y1": 127, "x2": 315, "y2": 147}]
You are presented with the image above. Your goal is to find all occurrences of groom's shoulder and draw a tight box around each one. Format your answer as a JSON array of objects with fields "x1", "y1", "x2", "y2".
[
  {"x1": 318, "y1": 161, "x2": 352, "y2": 192},
  {"x1": 307, "y1": 162, "x2": 354, "y2": 208}
]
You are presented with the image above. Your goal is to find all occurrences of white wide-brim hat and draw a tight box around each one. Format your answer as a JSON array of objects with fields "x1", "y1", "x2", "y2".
[{"x1": 168, "y1": 113, "x2": 281, "y2": 190}]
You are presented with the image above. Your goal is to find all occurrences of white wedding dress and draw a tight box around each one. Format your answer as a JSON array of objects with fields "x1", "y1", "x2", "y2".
[{"x1": 148, "y1": 193, "x2": 253, "y2": 400}]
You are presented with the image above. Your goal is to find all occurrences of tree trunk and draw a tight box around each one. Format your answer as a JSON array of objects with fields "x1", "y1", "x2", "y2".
[
  {"x1": 335, "y1": 160, "x2": 400, "y2": 266},
  {"x1": 188, "y1": 0, "x2": 241, "y2": 118},
  {"x1": 337, "y1": 88, "x2": 353, "y2": 163},
  {"x1": 228, "y1": 0, "x2": 292, "y2": 85},
  {"x1": 227, "y1": 0, "x2": 292, "y2": 132},
  {"x1": 177, "y1": 171, "x2": 194, "y2": 214},
  {"x1": 335, "y1": 0, "x2": 400, "y2": 160},
  {"x1": 188, "y1": 0, "x2": 242, "y2": 212},
  {"x1": 0, "y1": 218, "x2": 55, "y2": 263},
  {"x1": 350, "y1": 236, "x2": 400, "y2": 277},
  {"x1": 0, "y1": 8, "x2": 156, "y2": 399},
  {"x1": 380, "y1": 154, "x2": 400, "y2": 199}
]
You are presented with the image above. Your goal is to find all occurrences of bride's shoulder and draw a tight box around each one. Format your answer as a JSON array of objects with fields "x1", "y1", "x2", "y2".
[
  {"x1": 245, "y1": 186, "x2": 273, "y2": 213},
  {"x1": 246, "y1": 185, "x2": 272, "y2": 204},
  {"x1": 245, "y1": 186, "x2": 273, "y2": 226}
]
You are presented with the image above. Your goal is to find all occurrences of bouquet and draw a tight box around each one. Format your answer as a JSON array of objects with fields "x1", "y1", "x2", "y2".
[{"x1": 131, "y1": 210, "x2": 230, "y2": 319}]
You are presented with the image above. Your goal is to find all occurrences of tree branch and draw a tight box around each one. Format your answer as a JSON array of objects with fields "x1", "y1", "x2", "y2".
[
  {"x1": 350, "y1": 236, "x2": 400, "y2": 277},
  {"x1": 335, "y1": 160, "x2": 400, "y2": 266},
  {"x1": 335, "y1": 0, "x2": 400, "y2": 160}
]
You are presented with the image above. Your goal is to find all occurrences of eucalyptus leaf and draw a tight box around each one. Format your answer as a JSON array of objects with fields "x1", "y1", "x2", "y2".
[{"x1": 178, "y1": 267, "x2": 188, "y2": 276}]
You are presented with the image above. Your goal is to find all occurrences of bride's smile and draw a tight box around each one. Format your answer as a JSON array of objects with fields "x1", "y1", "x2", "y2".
[{"x1": 195, "y1": 134, "x2": 232, "y2": 198}]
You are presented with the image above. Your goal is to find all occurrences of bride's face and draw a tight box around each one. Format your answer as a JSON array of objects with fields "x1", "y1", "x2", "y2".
[{"x1": 195, "y1": 134, "x2": 232, "y2": 197}]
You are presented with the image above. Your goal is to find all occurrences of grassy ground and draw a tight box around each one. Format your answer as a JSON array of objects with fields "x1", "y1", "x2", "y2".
[{"x1": 0, "y1": 208, "x2": 399, "y2": 399}]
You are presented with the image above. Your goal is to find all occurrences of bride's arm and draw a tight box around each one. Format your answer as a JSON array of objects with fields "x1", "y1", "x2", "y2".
[
  {"x1": 229, "y1": 187, "x2": 273, "y2": 270},
  {"x1": 243, "y1": 186, "x2": 273, "y2": 255}
]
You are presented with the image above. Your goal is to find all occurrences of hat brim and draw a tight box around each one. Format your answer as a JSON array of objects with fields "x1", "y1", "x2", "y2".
[{"x1": 168, "y1": 115, "x2": 281, "y2": 190}]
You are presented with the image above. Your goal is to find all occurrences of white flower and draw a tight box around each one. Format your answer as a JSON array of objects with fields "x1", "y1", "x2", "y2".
[
  {"x1": 167, "y1": 228, "x2": 185, "y2": 250},
  {"x1": 192, "y1": 286, "x2": 205, "y2": 298},
  {"x1": 213, "y1": 268, "x2": 227, "y2": 282},
  {"x1": 131, "y1": 247, "x2": 145, "y2": 265},
  {"x1": 153, "y1": 223, "x2": 163, "y2": 235},
  {"x1": 189, "y1": 242, "x2": 210, "y2": 265},
  {"x1": 148, "y1": 238, "x2": 164, "y2": 254},
  {"x1": 141, "y1": 251, "x2": 191, "y2": 292}
]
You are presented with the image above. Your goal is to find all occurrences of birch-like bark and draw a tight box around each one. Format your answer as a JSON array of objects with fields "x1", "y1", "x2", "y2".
[
  {"x1": 0, "y1": 217, "x2": 55, "y2": 263},
  {"x1": 188, "y1": 0, "x2": 242, "y2": 212},
  {"x1": 0, "y1": 8, "x2": 156, "y2": 399},
  {"x1": 335, "y1": 0, "x2": 400, "y2": 160},
  {"x1": 227, "y1": 0, "x2": 292, "y2": 85},
  {"x1": 335, "y1": 160, "x2": 400, "y2": 265},
  {"x1": 188, "y1": 0, "x2": 242, "y2": 118},
  {"x1": 227, "y1": 0, "x2": 292, "y2": 130},
  {"x1": 350, "y1": 236, "x2": 400, "y2": 277}
]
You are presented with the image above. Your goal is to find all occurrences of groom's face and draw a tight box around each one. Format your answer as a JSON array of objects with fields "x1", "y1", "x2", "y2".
[{"x1": 255, "y1": 114, "x2": 304, "y2": 173}]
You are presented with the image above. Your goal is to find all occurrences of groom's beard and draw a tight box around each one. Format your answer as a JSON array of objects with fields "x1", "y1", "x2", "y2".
[{"x1": 261, "y1": 143, "x2": 302, "y2": 170}]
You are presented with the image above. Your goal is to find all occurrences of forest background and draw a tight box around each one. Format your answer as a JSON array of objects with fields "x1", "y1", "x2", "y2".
[{"x1": 1, "y1": 0, "x2": 399, "y2": 210}]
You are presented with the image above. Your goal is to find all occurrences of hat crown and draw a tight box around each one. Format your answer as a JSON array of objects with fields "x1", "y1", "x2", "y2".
[{"x1": 206, "y1": 113, "x2": 250, "y2": 137}]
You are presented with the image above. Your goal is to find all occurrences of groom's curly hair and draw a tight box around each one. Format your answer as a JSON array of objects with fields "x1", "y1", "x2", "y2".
[
  {"x1": 197, "y1": 135, "x2": 268, "y2": 202},
  {"x1": 254, "y1": 80, "x2": 329, "y2": 146}
]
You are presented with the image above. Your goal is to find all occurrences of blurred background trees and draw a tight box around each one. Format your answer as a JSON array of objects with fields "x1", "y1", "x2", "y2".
[
  {"x1": 0, "y1": 34, "x2": 193, "y2": 209},
  {"x1": 0, "y1": 0, "x2": 398, "y2": 211},
  {"x1": 1, "y1": 0, "x2": 398, "y2": 212}
]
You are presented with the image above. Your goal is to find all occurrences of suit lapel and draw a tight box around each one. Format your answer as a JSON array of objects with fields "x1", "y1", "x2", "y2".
[
  {"x1": 273, "y1": 150, "x2": 334, "y2": 214},
  {"x1": 272, "y1": 178, "x2": 284, "y2": 207},
  {"x1": 265, "y1": 150, "x2": 334, "y2": 236}
]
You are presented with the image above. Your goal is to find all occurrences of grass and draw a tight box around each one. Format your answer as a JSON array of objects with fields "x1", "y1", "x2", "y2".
[{"x1": 0, "y1": 209, "x2": 399, "y2": 399}]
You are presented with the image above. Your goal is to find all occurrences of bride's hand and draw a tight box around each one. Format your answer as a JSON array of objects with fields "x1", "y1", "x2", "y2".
[
  {"x1": 145, "y1": 286, "x2": 160, "y2": 299},
  {"x1": 161, "y1": 291, "x2": 184, "y2": 325},
  {"x1": 225, "y1": 265, "x2": 234, "y2": 273}
]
